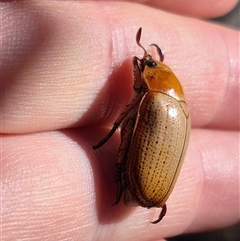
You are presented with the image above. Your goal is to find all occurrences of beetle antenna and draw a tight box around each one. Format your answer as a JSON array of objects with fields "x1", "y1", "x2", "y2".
[
  {"x1": 150, "y1": 44, "x2": 164, "y2": 62},
  {"x1": 136, "y1": 28, "x2": 148, "y2": 57}
]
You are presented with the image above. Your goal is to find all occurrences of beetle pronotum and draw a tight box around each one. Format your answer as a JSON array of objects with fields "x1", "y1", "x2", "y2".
[{"x1": 93, "y1": 28, "x2": 190, "y2": 224}]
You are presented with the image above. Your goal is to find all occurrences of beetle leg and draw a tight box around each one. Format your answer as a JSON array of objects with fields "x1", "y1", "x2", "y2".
[
  {"x1": 92, "y1": 93, "x2": 144, "y2": 149},
  {"x1": 151, "y1": 204, "x2": 167, "y2": 224},
  {"x1": 112, "y1": 163, "x2": 125, "y2": 206},
  {"x1": 113, "y1": 116, "x2": 136, "y2": 206},
  {"x1": 92, "y1": 124, "x2": 119, "y2": 149},
  {"x1": 133, "y1": 56, "x2": 143, "y2": 93}
]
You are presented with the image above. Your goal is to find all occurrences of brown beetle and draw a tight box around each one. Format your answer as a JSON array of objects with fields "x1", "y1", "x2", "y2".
[{"x1": 93, "y1": 28, "x2": 190, "y2": 224}]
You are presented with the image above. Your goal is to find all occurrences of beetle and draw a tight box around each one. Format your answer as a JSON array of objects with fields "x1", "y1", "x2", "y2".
[{"x1": 93, "y1": 27, "x2": 190, "y2": 224}]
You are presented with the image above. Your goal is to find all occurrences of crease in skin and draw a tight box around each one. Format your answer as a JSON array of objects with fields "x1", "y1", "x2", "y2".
[
  {"x1": 143, "y1": 0, "x2": 239, "y2": 18},
  {"x1": 207, "y1": 31, "x2": 239, "y2": 130},
  {"x1": 224, "y1": 34, "x2": 239, "y2": 129},
  {"x1": 206, "y1": 38, "x2": 229, "y2": 129}
]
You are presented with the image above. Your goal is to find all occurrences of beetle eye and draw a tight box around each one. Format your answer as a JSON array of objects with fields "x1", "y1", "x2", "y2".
[{"x1": 145, "y1": 59, "x2": 157, "y2": 68}]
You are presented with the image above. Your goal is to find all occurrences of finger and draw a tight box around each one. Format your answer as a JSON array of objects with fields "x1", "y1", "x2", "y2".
[
  {"x1": 1, "y1": 1, "x2": 239, "y2": 133},
  {"x1": 134, "y1": 0, "x2": 239, "y2": 18},
  {"x1": 2, "y1": 129, "x2": 239, "y2": 240}
]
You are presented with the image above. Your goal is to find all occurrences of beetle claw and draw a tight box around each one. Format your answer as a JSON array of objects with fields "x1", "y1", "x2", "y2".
[
  {"x1": 112, "y1": 183, "x2": 122, "y2": 206},
  {"x1": 112, "y1": 164, "x2": 125, "y2": 206},
  {"x1": 92, "y1": 124, "x2": 119, "y2": 149},
  {"x1": 151, "y1": 204, "x2": 167, "y2": 224}
]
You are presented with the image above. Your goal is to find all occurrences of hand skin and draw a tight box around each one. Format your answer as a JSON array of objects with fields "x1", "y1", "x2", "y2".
[{"x1": 1, "y1": 1, "x2": 239, "y2": 240}]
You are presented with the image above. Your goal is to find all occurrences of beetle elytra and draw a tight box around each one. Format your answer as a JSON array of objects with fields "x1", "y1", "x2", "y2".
[{"x1": 93, "y1": 28, "x2": 190, "y2": 224}]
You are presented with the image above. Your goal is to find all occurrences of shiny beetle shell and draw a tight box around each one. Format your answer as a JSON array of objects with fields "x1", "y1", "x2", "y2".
[{"x1": 93, "y1": 28, "x2": 190, "y2": 224}]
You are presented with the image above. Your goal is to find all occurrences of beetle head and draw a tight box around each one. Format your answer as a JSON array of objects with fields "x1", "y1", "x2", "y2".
[{"x1": 136, "y1": 28, "x2": 164, "y2": 63}]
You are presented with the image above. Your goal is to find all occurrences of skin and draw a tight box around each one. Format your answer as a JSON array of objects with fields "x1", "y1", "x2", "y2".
[{"x1": 1, "y1": 1, "x2": 239, "y2": 240}]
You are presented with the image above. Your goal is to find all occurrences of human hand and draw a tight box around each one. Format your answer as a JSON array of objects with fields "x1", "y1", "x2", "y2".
[{"x1": 2, "y1": 1, "x2": 239, "y2": 240}]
